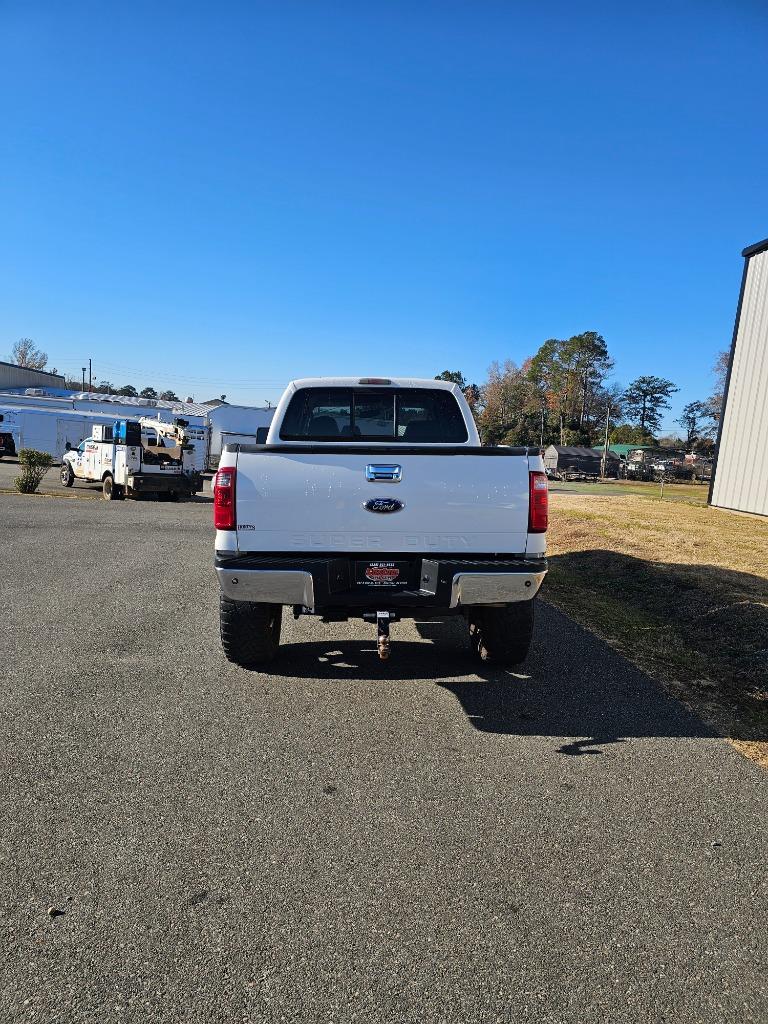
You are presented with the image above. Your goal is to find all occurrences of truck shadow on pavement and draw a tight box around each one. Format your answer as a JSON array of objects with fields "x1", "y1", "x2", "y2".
[{"x1": 276, "y1": 602, "x2": 716, "y2": 751}]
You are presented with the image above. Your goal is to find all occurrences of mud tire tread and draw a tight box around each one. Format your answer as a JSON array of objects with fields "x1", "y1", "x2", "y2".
[
  {"x1": 468, "y1": 599, "x2": 535, "y2": 666},
  {"x1": 220, "y1": 597, "x2": 282, "y2": 667}
]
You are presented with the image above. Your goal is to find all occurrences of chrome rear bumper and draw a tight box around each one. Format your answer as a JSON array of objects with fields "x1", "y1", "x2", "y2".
[
  {"x1": 449, "y1": 571, "x2": 545, "y2": 607},
  {"x1": 216, "y1": 565, "x2": 545, "y2": 609},
  {"x1": 217, "y1": 568, "x2": 315, "y2": 606}
]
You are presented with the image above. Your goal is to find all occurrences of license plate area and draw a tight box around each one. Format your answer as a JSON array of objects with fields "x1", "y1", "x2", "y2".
[{"x1": 355, "y1": 560, "x2": 411, "y2": 588}]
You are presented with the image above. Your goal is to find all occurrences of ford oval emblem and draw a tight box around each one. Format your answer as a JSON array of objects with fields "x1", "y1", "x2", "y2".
[{"x1": 363, "y1": 497, "x2": 404, "y2": 514}]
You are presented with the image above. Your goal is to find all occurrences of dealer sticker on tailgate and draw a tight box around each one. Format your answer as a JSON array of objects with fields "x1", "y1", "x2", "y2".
[{"x1": 355, "y1": 561, "x2": 408, "y2": 587}]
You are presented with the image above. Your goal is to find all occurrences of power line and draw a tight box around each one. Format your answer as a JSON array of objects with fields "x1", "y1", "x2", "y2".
[
  {"x1": 52, "y1": 354, "x2": 287, "y2": 385},
  {"x1": 55, "y1": 367, "x2": 287, "y2": 392}
]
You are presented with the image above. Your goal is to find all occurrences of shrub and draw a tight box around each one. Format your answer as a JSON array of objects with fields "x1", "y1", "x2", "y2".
[{"x1": 14, "y1": 449, "x2": 54, "y2": 493}]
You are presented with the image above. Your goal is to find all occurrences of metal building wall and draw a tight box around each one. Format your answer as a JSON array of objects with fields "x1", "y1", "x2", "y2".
[
  {"x1": 0, "y1": 362, "x2": 65, "y2": 389},
  {"x1": 710, "y1": 244, "x2": 768, "y2": 516}
]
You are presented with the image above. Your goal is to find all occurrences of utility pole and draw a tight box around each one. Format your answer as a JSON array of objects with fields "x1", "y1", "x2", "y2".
[
  {"x1": 88, "y1": 358, "x2": 92, "y2": 393},
  {"x1": 539, "y1": 400, "x2": 545, "y2": 449},
  {"x1": 81, "y1": 367, "x2": 86, "y2": 390},
  {"x1": 601, "y1": 401, "x2": 612, "y2": 478}
]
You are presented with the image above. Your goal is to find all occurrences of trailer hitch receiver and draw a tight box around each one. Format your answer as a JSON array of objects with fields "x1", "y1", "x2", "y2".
[
  {"x1": 377, "y1": 611, "x2": 391, "y2": 660},
  {"x1": 362, "y1": 610, "x2": 399, "y2": 660}
]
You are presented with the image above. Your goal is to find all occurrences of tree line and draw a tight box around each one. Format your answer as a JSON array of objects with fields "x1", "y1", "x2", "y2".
[
  {"x1": 8, "y1": 338, "x2": 182, "y2": 402},
  {"x1": 60, "y1": 376, "x2": 182, "y2": 403},
  {"x1": 8, "y1": 333, "x2": 726, "y2": 443},
  {"x1": 437, "y1": 331, "x2": 726, "y2": 452},
  {"x1": 75, "y1": 382, "x2": 182, "y2": 402}
]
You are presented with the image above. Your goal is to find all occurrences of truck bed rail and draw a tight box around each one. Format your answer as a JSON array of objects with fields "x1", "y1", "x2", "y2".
[{"x1": 230, "y1": 444, "x2": 541, "y2": 456}]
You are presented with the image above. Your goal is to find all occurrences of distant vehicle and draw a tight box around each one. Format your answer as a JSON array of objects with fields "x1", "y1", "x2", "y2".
[
  {"x1": 649, "y1": 457, "x2": 693, "y2": 481},
  {"x1": 213, "y1": 377, "x2": 548, "y2": 667},
  {"x1": 623, "y1": 446, "x2": 688, "y2": 480},
  {"x1": 543, "y1": 444, "x2": 620, "y2": 480},
  {"x1": 60, "y1": 418, "x2": 202, "y2": 501}
]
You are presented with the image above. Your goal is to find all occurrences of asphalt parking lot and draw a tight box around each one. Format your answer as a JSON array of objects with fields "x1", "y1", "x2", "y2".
[
  {"x1": 0, "y1": 457, "x2": 214, "y2": 499},
  {"x1": 2, "y1": 491, "x2": 767, "y2": 1023}
]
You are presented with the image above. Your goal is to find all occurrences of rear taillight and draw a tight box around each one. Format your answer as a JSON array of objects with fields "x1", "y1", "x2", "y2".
[
  {"x1": 528, "y1": 471, "x2": 548, "y2": 533},
  {"x1": 213, "y1": 466, "x2": 236, "y2": 530}
]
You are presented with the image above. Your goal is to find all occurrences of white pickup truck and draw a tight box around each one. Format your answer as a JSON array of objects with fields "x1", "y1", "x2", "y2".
[{"x1": 213, "y1": 377, "x2": 548, "y2": 666}]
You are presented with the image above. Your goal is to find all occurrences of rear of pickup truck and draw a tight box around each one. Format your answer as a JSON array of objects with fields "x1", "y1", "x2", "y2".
[{"x1": 213, "y1": 378, "x2": 547, "y2": 667}]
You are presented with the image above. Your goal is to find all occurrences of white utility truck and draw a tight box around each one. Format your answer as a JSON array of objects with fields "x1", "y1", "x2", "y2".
[
  {"x1": 61, "y1": 417, "x2": 203, "y2": 501},
  {"x1": 213, "y1": 378, "x2": 548, "y2": 666}
]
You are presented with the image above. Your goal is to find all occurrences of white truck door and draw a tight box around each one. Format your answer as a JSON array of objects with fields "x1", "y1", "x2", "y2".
[
  {"x1": 71, "y1": 440, "x2": 89, "y2": 478},
  {"x1": 78, "y1": 439, "x2": 112, "y2": 481}
]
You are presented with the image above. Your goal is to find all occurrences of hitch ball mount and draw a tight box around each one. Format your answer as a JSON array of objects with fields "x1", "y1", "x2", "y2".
[{"x1": 362, "y1": 610, "x2": 399, "y2": 661}]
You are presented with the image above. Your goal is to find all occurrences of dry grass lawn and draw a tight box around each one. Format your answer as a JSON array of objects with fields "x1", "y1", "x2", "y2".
[{"x1": 545, "y1": 493, "x2": 768, "y2": 767}]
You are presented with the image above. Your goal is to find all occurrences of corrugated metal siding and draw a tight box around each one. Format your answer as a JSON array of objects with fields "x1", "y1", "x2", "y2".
[
  {"x1": 0, "y1": 363, "x2": 65, "y2": 389},
  {"x1": 711, "y1": 249, "x2": 768, "y2": 516}
]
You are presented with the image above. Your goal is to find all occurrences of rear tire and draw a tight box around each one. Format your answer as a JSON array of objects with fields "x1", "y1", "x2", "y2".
[
  {"x1": 103, "y1": 474, "x2": 117, "y2": 500},
  {"x1": 60, "y1": 464, "x2": 74, "y2": 487},
  {"x1": 220, "y1": 598, "x2": 282, "y2": 668},
  {"x1": 468, "y1": 599, "x2": 535, "y2": 666}
]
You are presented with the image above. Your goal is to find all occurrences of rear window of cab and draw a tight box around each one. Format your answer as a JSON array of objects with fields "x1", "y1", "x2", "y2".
[{"x1": 279, "y1": 388, "x2": 469, "y2": 443}]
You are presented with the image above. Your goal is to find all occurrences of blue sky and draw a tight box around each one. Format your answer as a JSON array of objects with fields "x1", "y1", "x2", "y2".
[{"x1": 1, "y1": 1, "x2": 766, "y2": 426}]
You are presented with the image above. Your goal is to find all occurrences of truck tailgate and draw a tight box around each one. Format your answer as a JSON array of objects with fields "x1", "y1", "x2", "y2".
[{"x1": 232, "y1": 449, "x2": 531, "y2": 554}]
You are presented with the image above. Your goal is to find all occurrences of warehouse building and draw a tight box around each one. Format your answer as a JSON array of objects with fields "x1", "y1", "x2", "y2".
[
  {"x1": 709, "y1": 237, "x2": 768, "y2": 516},
  {"x1": 0, "y1": 360, "x2": 65, "y2": 391}
]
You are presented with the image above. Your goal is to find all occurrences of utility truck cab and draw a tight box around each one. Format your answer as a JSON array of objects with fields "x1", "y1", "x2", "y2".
[
  {"x1": 61, "y1": 418, "x2": 202, "y2": 501},
  {"x1": 213, "y1": 377, "x2": 548, "y2": 666}
]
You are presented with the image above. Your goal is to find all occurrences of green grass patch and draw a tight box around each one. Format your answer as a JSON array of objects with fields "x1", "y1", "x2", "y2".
[{"x1": 550, "y1": 480, "x2": 708, "y2": 504}]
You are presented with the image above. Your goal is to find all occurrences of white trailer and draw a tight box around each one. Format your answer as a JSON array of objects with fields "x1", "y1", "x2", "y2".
[
  {"x1": 206, "y1": 404, "x2": 275, "y2": 469},
  {"x1": 0, "y1": 394, "x2": 210, "y2": 472},
  {"x1": 0, "y1": 404, "x2": 120, "y2": 462}
]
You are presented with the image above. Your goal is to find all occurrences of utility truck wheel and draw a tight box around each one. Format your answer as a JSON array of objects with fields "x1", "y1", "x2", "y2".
[
  {"x1": 60, "y1": 464, "x2": 74, "y2": 487},
  {"x1": 102, "y1": 475, "x2": 118, "y2": 500},
  {"x1": 220, "y1": 598, "x2": 282, "y2": 668},
  {"x1": 468, "y1": 599, "x2": 535, "y2": 666}
]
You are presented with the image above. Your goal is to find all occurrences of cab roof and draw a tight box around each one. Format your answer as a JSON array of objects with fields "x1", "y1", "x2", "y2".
[{"x1": 288, "y1": 377, "x2": 459, "y2": 391}]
